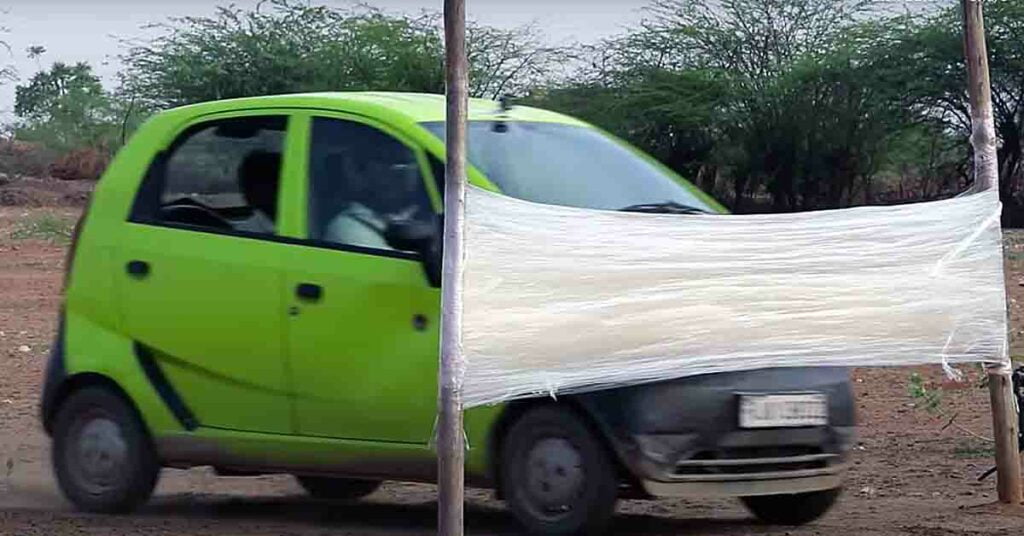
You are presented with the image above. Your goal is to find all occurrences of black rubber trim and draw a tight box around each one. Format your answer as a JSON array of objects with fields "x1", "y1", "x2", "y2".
[
  {"x1": 134, "y1": 342, "x2": 199, "y2": 431},
  {"x1": 39, "y1": 310, "x2": 68, "y2": 434},
  {"x1": 124, "y1": 219, "x2": 422, "y2": 262}
]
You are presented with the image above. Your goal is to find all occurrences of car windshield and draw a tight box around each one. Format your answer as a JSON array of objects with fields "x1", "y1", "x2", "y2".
[{"x1": 421, "y1": 121, "x2": 717, "y2": 212}]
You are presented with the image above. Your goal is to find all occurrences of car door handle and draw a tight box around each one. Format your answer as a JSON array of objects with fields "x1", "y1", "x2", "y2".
[
  {"x1": 295, "y1": 283, "x2": 323, "y2": 302},
  {"x1": 126, "y1": 260, "x2": 150, "y2": 278}
]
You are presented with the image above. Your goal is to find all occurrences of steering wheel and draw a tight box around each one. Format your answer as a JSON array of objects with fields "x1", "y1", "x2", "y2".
[{"x1": 158, "y1": 198, "x2": 233, "y2": 230}]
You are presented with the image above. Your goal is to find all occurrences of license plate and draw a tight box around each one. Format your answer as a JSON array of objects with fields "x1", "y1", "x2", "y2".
[{"x1": 738, "y1": 393, "x2": 828, "y2": 428}]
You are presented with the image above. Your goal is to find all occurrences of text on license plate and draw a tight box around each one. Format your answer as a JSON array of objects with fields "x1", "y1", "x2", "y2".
[{"x1": 738, "y1": 393, "x2": 828, "y2": 428}]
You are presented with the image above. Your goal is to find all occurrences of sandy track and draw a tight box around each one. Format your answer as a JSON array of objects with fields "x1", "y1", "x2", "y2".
[{"x1": 2, "y1": 206, "x2": 1023, "y2": 534}]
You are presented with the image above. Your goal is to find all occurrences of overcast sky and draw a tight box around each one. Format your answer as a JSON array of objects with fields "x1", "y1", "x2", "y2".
[{"x1": 0, "y1": 0, "x2": 652, "y2": 116}]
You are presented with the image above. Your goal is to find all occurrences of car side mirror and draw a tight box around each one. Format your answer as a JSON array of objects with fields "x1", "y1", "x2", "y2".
[{"x1": 385, "y1": 219, "x2": 442, "y2": 288}]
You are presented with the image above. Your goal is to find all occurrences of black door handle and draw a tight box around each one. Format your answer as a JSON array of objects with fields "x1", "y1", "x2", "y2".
[
  {"x1": 295, "y1": 283, "x2": 323, "y2": 302},
  {"x1": 126, "y1": 260, "x2": 150, "y2": 278}
]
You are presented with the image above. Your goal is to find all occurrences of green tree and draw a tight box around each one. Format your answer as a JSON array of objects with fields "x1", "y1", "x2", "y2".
[
  {"x1": 537, "y1": 0, "x2": 888, "y2": 211},
  {"x1": 467, "y1": 22, "x2": 569, "y2": 99},
  {"x1": 26, "y1": 45, "x2": 45, "y2": 70},
  {"x1": 14, "y1": 62, "x2": 114, "y2": 152},
  {"x1": 862, "y1": 1, "x2": 1024, "y2": 211},
  {"x1": 120, "y1": 0, "x2": 563, "y2": 108},
  {"x1": 636, "y1": 0, "x2": 872, "y2": 84}
]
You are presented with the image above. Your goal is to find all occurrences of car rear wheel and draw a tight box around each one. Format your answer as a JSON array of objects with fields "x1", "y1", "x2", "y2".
[
  {"x1": 500, "y1": 406, "x2": 618, "y2": 536},
  {"x1": 52, "y1": 386, "x2": 160, "y2": 513},
  {"x1": 741, "y1": 488, "x2": 841, "y2": 525},
  {"x1": 295, "y1": 476, "x2": 381, "y2": 501}
]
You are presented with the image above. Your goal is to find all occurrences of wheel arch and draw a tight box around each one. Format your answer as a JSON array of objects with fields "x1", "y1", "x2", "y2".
[
  {"x1": 487, "y1": 396, "x2": 634, "y2": 498},
  {"x1": 43, "y1": 372, "x2": 147, "y2": 437}
]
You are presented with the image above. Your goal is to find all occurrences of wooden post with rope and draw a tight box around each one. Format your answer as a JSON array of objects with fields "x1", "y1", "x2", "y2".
[
  {"x1": 962, "y1": 0, "x2": 1023, "y2": 505},
  {"x1": 438, "y1": 0, "x2": 468, "y2": 533}
]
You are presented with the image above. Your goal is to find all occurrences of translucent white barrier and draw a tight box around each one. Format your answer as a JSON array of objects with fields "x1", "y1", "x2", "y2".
[{"x1": 459, "y1": 186, "x2": 1007, "y2": 407}]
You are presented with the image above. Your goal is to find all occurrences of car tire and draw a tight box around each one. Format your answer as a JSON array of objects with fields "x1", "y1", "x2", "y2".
[
  {"x1": 295, "y1": 476, "x2": 381, "y2": 501},
  {"x1": 500, "y1": 405, "x2": 618, "y2": 536},
  {"x1": 51, "y1": 386, "x2": 160, "y2": 513},
  {"x1": 741, "y1": 487, "x2": 841, "y2": 525}
]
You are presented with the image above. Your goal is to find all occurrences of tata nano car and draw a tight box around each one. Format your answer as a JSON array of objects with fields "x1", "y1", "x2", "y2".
[{"x1": 40, "y1": 92, "x2": 855, "y2": 535}]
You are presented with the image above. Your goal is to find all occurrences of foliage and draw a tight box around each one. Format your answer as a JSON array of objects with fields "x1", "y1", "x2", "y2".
[
  {"x1": 0, "y1": 139, "x2": 54, "y2": 181},
  {"x1": 531, "y1": 0, "x2": 1024, "y2": 214},
  {"x1": 49, "y1": 147, "x2": 110, "y2": 181},
  {"x1": 8, "y1": 61, "x2": 143, "y2": 179},
  {"x1": 907, "y1": 372, "x2": 943, "y2": 413},
  {"x1": 4, "y1": 0, "x2": 1024, "y2": 211},
  {"x1": 15, "y1": 62, "x2": 105, "y2": 120},
  {"x1": 25, "y1": 45, "x2": 45, "y2": 59},
  {"x1": 467, "y1": 22, "x2": 570, "y2": 99},
  {"x1": 13, "y1": 62, "x2": 115, "y2": 154},
  {"x1": 860, "y1": 1, "x2": 1024, "y2": 215},
  {"x1": 636, "y1": 0, "x2": 872, "y2": 82},
  {"x1": 8, "y1": 212, "x2": 73, "y2": 244},
  {"x1": 119, "y1": 0, "x2": 564, "y2": 108},
  {"x1": 534, "y1": 0, "x2": 902, "y2": 212},
  {"x1": 906, "y1": 371, "x2": 993, "y2": 443}
]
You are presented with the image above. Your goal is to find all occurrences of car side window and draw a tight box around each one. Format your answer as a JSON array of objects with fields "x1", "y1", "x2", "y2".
[
  {"x1": 308, "y1": 117, "x2": 433, "y2": 252},
  {"x1": 133, "y1": 116, "x2": 286, "y2": 235}
]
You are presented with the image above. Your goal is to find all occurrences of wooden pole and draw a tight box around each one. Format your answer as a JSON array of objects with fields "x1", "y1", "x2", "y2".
[
  {"x1": 987, "y1": 369, "x2": 1021, "y2": 503},
  {"x1": 438, "y1": 0, "x2": 468, "y2": 533},
  {"x1": 962, "y1": 0, "x2": 1023, "y2": 505}
]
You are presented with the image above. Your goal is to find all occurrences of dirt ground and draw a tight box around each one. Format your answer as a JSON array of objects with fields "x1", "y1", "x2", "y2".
[{"x1": 2, "y1": 199, "x2": 1024, "y2": 535}]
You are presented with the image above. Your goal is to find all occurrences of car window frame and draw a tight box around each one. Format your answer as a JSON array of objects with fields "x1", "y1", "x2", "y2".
[{"x1": 127, "y1": 109, "x2": 301, "y2": 245}]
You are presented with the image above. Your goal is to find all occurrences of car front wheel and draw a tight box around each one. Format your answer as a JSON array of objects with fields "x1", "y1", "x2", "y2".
[
  {"x1": 500, "y1": 405, "x2": 619, "y2": 536},
  {"x1": 741, "y1": 488, "x2": 841, "y2": 525},
  {"x1": 51, "y1": 386, "x2": 160, "y2": 513}
]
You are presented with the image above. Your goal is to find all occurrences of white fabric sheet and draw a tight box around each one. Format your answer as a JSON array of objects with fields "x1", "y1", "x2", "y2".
[{"x1": 459, "y1": 186, "x2": 1008, "y2": 408}]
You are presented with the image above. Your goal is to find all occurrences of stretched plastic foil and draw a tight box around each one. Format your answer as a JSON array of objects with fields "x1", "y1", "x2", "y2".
[{"x1": 460, "y1": 186, "x2": 1007, "y2": 407}]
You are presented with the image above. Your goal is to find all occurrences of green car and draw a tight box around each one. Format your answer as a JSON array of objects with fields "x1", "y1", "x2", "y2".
[{"x1": 40, "y1": 92, "x2": 855, "y2": 535}]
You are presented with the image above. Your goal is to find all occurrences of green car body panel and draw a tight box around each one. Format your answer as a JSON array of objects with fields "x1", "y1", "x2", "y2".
[{"x1": 43, "y1": 92, "x2": 783, "y2": 487}]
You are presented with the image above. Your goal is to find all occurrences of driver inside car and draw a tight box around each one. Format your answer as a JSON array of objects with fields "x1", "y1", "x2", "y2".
[
  {"x1": 235, "y1": 151, "x2": 281, "y2": 234},
  {"x1": 322, "y1": 149, "x2": 426, "y2": 250}
]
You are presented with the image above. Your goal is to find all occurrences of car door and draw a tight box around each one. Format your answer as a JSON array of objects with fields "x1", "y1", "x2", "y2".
[
  {"x1": 285, "y1": 114, "x2": 441, "y2": 443},
  {"x1": 116, "y1": 113, "x2": 297, "y2": 435}
]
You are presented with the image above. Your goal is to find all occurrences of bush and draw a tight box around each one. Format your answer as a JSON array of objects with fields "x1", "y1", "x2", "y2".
[
  {"x1": 8, "y1": 212, "x2": 74, "y2": 243},
  {"x1": 0, "y1": 139, "x2": 55, "y2": 181},
  {"x1": 49, "y1": 146, "x2": 110, "y2": 181}
]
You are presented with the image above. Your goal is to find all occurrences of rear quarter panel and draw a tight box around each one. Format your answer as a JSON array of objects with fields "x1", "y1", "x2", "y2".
[{"x1": 60, "y1": 112, "x2": 190, "y2": 437}]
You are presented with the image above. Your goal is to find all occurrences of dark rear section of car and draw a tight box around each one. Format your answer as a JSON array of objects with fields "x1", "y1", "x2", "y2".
[{"x1": 576, "y1": 367, "x2": 855, "y2": 491}]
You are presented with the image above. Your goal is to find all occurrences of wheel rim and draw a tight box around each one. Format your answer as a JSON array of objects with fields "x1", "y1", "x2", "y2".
[
  {"x1": 65, "y1": 413, "x2": 128, "y2": 496},
  {"x1": 521, "y1": 437, "x2": 585, "y2": 520}
]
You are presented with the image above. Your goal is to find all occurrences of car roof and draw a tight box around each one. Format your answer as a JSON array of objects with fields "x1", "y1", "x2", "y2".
[{"x1": 162, "y1": 91, "x2": 589, "y2": 127}]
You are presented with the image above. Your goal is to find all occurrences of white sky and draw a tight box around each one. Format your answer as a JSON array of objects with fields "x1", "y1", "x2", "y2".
[{"x1": 0, "y1": 0, "x2": 652, "y2": 116}]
